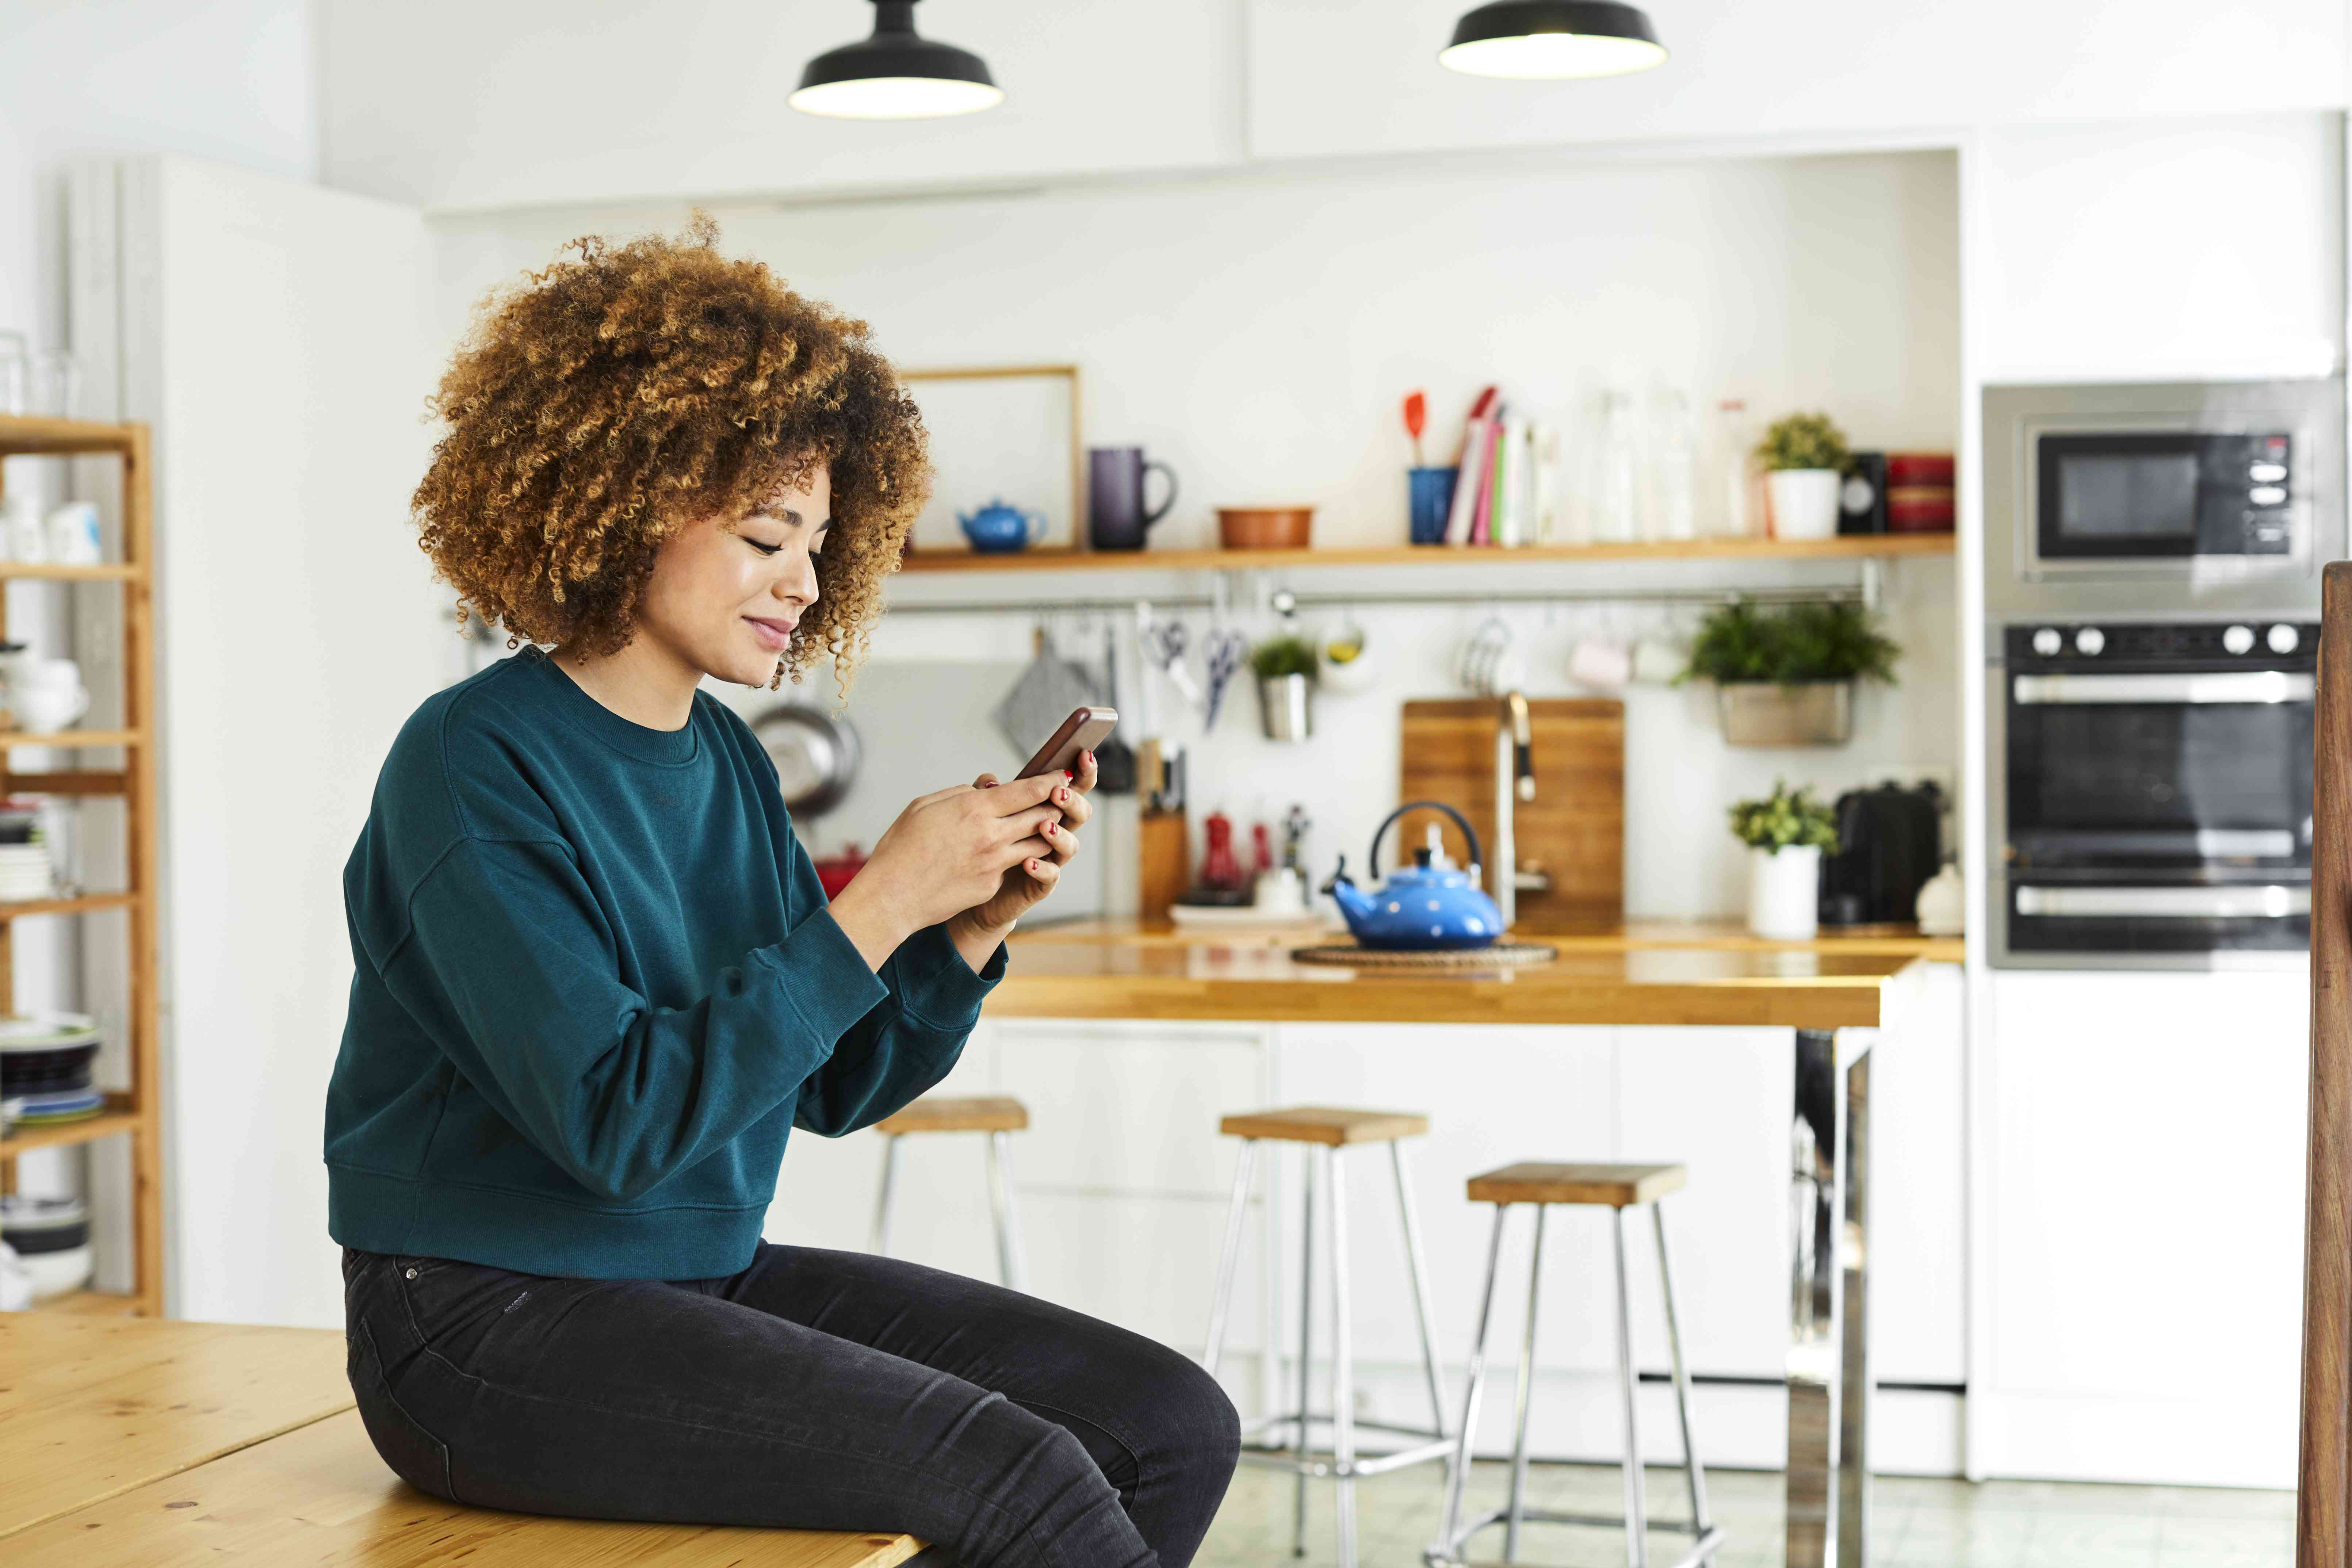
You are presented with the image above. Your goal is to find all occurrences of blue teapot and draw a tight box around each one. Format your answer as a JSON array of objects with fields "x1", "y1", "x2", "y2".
[
  {"x1": 959, "y1": 498, "x2": 1048, "y2": 554},
  {"x1": 1323, "y1": 800, "x2": 1507, "y2": 951}
]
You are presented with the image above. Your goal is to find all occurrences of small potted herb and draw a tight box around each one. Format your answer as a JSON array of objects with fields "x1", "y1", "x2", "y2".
[
  {"x1": 1755, "y1": 411, "x2": 1851, "y2": 541},
  {"x1": 1729, "y1": 780, "x2": 1840, "y2": 940},
  {"x1": 1682, "y1": 600, "x2": 1899, "y2": 746},
  {"x1": 1250, "y1": 634, "x2": 1319, "y2": 741}
]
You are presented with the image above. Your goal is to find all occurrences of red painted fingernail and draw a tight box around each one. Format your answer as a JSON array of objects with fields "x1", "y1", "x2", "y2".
[
  {"x1": 1027, "y1": 859, "x2": 1040, "y2": 871},
  {"x1": 982, "y1": 780, "x2": 998, "y2": 788},
  {"x1": 1063, "y1": 769, "x2": 1073, "y2": 781}
]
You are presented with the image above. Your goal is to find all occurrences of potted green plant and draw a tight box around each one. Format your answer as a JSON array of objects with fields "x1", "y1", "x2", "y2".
[
  {"x1": 1682, "y1": 599, "x2": 1899, "y2": 746},
  {"x1": 1755, "y1": 411, "x2": 1851, "y2": 541},
  {"x1": 1729, "y1": 780, "x2": 1840, "y2": 939},
  {"x1": 1250, "y1": 634, "x2": 1319, "y2": 741}
]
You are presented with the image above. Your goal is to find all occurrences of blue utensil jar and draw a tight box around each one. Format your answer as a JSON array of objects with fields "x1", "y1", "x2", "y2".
[{"x1": 1408, "y1": 466, "x2": 1458, "y2": 545}]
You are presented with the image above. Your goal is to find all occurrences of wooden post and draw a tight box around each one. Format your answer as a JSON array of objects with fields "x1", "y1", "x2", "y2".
[
  {"x1": 121, "y1": 425, "x2": 163, "y2": 1316},
  {"x1": 2303, "y1": 559, "x2": 2352, "y2": 1568}
]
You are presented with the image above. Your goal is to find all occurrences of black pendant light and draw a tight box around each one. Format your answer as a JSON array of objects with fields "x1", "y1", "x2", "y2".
[
  {"x1": 790, "y1": 0, "x2": 1003, "y2": 120},
  {"x1": 1439, "y1": 0, "x2": 1668, "y2": 79}
]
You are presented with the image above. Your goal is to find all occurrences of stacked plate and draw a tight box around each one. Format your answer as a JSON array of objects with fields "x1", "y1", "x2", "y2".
[
  {"x1": 0, "y1": 799, "x2": 48, "y2": 901},
  {"x1": 0, "y1": 1011, "x2": 103, "y2": 1125}
]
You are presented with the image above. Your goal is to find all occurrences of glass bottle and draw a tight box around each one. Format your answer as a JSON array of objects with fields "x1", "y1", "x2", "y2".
[
  {"x1": 1591, "y1": 390, "x2": 1640, "y2": 544},
  {"x1": 1713, "y1": 398, "x2": 1756, "y2": 537},
  {"x1": 1649, "y1": 389, "x2": 1698, "y2": 542}
]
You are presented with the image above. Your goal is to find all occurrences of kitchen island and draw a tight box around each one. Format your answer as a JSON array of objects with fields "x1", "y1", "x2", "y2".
[
  {"x1": 770, "y1": 923, "x2": 1962, "y2": 1568},
  {"x1": 998, "y1": 921, "x2": 1948, "y2": 1568}
]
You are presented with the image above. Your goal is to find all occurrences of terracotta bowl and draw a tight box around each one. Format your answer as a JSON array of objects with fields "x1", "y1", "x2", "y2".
[{"x1": 1217, "y1": 506, "x2": 1315, "y2": 550}]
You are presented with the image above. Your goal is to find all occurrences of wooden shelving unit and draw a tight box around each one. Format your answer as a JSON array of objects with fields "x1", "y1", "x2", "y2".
[
  {"x1": 899, "y1": 531, "x2": 1955, "y2": 574},
  {"x1": 0, "y1": 413, "x2": 162, "y2": 1318}
]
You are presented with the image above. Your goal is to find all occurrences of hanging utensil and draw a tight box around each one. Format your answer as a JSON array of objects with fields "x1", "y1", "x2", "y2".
[
  {"x1": 1092, "y1": 620, "x2": 1137, "y2": 793},
  {"x1": 752, "y1": 701, "x2": 862, "y2": 817},
  {"x1": 994, "y1": 624, "x2": 1099, "y2": 761}
]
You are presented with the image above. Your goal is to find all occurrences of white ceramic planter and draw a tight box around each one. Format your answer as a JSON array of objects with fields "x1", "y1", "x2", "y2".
[
  {"x1": 1767, "y1": 468, "x2": 1842, "y2": 541},
  {"x1": 1747, "y1": 843, "x2": 1822, "y2": 940}
]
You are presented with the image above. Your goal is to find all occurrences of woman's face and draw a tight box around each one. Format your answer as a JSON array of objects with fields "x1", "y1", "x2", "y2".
[{"x1": 638, "y1": 462, "x2": 831, "y2": 688}]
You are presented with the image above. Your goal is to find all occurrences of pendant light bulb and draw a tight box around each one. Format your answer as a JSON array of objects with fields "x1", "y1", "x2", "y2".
[
  {"x1": 791, "y1": 0, "x2": 1004, "y2": 120},
  {"x1": 1440, "y1": 0, "x2": 1668, "y2": 79}
]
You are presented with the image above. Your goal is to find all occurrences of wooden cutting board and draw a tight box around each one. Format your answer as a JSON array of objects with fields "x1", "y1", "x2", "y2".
[{"x1": 1397, "y1": 698, "x2": 1624, "y2": 930}]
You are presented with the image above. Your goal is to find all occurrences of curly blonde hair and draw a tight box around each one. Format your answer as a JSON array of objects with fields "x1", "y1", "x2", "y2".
[{"x1": 412, "y1": 211, "x2": 926, "y2": 688}]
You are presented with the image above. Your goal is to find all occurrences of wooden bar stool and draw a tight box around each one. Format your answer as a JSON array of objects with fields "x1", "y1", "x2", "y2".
[
  {"x1": 1202, "y1": 1106, "x2": 1452, "y2": 1568},
  {"x1": 870, "y1": 1095, "x2": 1030, "y2": 1292},
  {"x1": 1430, "y1": 1162, "x2": 1724, "y2": 1568}
]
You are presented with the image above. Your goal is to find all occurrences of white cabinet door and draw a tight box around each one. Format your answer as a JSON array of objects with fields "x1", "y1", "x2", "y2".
[
  {"x1": 1871, "y1": 963, "x2": 1968, "y2": 1387},
  {"x1": 993, "y1": 1021, "x2": 1266, "y2": 1196},
  {"x1": 1981, "y1": 970, "x2": 2307, "y2": 1487},
  {"x1": 1616, "y1": 1027, "x2": 1794, "y2": 1381}
]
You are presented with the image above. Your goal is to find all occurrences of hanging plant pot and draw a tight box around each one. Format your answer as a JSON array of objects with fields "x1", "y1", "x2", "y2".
[
  {"x1": 1258, "y1": 673, "x2": 1314, "y2": 741},
  {"x1": 1717, "y1": 681, "x2": 1853, "y2": 746}
]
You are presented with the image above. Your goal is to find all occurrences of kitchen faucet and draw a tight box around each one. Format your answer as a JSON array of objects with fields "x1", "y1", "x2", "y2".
[{"x1": 1492, "y1": 691, "x2": 1537, "y2": 929}]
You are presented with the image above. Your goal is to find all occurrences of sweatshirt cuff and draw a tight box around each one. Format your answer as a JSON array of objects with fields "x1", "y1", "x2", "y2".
[
  {"x1": 890, "y1": 919, "x2": 1008, "y2": 1028},
  {"x1": 754, "y1": 907, "x2": 892, "y2": 1045}
]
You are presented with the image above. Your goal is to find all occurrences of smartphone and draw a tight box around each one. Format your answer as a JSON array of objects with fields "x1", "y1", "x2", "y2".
[{"x1": 1017, "y1": 707, "x2": 1118, "y2": 780}]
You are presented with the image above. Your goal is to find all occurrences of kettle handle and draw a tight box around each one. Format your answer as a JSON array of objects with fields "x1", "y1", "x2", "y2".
[{"x1": 1369, "y1": 799, "x2": 1483, "y2": 881}]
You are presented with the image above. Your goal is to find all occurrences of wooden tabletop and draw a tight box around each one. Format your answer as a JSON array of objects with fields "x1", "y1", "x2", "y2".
[
  {"x1": 6, "y1": 1408, "x2": 922, "y2": 1567},
  {"x1": 0, "y1": 1313, "x2": 353, "y2": 1538},
  {"x1": 1, "y1": 1315, "x2": 918, "y2": 1567},
  {"x1": 991, "y1": 923, "x2": 1937, "y2": 1030}
]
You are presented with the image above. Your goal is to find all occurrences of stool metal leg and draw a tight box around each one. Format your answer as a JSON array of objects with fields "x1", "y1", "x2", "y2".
[
  {"x1": 1612, "y1": 1206, "x2": 1649, "y2": 1568},
  {"x1": 871, "y1": 1133, "x2": 902, "y2": 1255},
  {"x1": 1294, "y1": 1144, "x2": 1317, "y2": 1558},
  {"x1": 1202, "y1": 1139, "x2": 1259, "y2": 1375},
  {"x1": 1391, "y1": 1140, "x2": 1451, "y2": 1457},
  {"x1": 1328, "y1": 1145, "x2": 1358, "y2": 1568},
  {"x1": 1505, "y1": 1204, "x2": 1550, "y2": 1562},
  {"x1": 1653, "y1": 1202, "x2": 1713, "y2": 1547},
  {"x1": 1438, "y1": 1204, "x2": 1510, "y2": 1559},
  {"x1": 986, "y1": 1131, "x2": 1028, "y2": 1293}
]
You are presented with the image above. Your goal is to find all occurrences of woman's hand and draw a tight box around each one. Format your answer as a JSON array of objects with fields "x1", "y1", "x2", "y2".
[
  {"x1": 825, "y1": 771, "x2": 1066, "y2": 971},
  {"x1": 957, "y1": 749, "x2": 1098, "y2": 938}
]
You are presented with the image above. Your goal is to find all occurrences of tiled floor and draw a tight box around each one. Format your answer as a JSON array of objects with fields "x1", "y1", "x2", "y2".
[{"x1": 1195, "y1": 1457, "x2": 2295, "y2": 1567}]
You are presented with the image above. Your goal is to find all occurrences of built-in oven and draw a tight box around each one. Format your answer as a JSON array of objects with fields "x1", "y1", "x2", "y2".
[
  {"x1": 1989, "y1": 619, "x2": 2316, "y2": 968},
  {"x1": 1984, "y1": 379, "x2": 2343, "y2": 621}
]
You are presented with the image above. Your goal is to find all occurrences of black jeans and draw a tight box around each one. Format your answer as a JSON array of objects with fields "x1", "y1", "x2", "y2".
[{"x1": 341, "y1": 1242, "x2": 1240, "y2": 1567}]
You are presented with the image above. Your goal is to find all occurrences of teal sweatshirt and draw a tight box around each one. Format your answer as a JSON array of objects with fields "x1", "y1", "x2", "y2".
[{"x1": 323, "y1": 646, "x2": 1004, "y2": 1280}]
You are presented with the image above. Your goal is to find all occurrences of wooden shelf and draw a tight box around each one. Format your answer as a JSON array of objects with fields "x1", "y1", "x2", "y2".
[
  {"x1": 0, "y1": 891, "x2": 137, "y2": 920},
  {"x1": 0, "y1": 413, "x2": 143, "y2": 458},
  {"x1": 898, "y1": 532, "x2": 1955, "y2": 573},
  {"x1": 0, "y1": 1091, "x2": 139, "y2": 1157},
  {"x1": 0, "y1": 562, "x2": 142, "y2": 581},
  {"x1": 0, "y1": 728, "x2": 140, "y2": 749}
]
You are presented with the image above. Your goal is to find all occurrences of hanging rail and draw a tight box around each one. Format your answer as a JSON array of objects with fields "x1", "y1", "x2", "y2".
[{"x1": 880, "y1": 582, "x2": 1868, "y2": 617}]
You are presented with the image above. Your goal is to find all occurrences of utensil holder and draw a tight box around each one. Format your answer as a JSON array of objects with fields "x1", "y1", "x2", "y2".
[{"x1": 1258, "y1": 673, "x2": 1313, "y2": 741}]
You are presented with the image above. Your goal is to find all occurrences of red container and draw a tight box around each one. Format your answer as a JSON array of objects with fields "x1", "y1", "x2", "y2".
[
  {"x1": 1886, "y1": 451, "x2": 1955, "y2": 486},
  {"x1": 812, "y1": 844, "x2": 868, "y2": 899},
  {"x1": 1886, "y1": 486, "x2": 1956, "y2": 532}
]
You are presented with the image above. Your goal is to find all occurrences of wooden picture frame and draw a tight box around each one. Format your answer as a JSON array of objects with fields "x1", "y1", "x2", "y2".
[{"x1": 898, "y1": 364, "x2": 1086, "y2": 561}]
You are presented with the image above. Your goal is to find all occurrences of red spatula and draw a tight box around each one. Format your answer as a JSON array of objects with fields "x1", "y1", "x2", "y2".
[{"x1": 1404, "y1": 390, "x2": 1427, "y2": 468}]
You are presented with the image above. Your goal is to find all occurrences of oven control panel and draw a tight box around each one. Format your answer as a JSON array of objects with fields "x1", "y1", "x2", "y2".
[{"x1": 2005, "y1": 621, "x2": 2319, "y2": 665}]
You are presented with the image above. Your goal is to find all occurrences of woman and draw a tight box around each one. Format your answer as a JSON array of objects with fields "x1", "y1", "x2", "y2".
[{"x1": 322, "y1": 217, "x2": 1239, "y2": 1567}]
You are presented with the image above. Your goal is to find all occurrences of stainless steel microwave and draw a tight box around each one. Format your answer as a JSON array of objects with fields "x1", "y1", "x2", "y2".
[{"x1": 1984, "y1": 378, "x2": 2344, "y2": 619}]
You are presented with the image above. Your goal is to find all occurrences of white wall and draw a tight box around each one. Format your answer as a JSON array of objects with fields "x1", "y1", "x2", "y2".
[
  {"x1": 435, "y1": 147, "x2": 1961, "y2": 918},
  {"x1": 110, "y1": 156, "x2": 443, "y2": 1326},
  {"x1": 318, "y1": 0, "x2": 1243, "y2": 212},
  {"x1": 320, "y1": 0, "x2": 2347, "y2": 212}
]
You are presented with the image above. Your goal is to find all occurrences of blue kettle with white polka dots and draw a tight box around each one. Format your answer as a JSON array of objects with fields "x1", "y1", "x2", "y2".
[{"x1": 1323, "y1": 800, "x2": 1505, "y2": 950}]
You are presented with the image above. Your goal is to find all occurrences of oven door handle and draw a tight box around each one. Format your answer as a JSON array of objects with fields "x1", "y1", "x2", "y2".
[
  {"x1": 2014, "y1": 884, "x2": 2311, "y2": 918},
  {"x1": 2012, "y1": 671, "x2": 2315, "y2": 704}
]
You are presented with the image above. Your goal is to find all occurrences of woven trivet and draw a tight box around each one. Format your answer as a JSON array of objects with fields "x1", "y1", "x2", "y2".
[{"x1": 1290, "y1": 941, "x2": 1559, "y2": 968}]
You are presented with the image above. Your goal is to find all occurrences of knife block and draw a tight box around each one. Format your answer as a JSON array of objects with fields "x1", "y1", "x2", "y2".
[{"x1": 1397, "y1": 699, "x2": 1625, "y2": 930}]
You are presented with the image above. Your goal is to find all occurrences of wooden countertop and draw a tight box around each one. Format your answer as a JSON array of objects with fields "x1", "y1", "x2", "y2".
[{"x1": 991, "y1": 920, "x2": 1959, "y2": 1030}]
